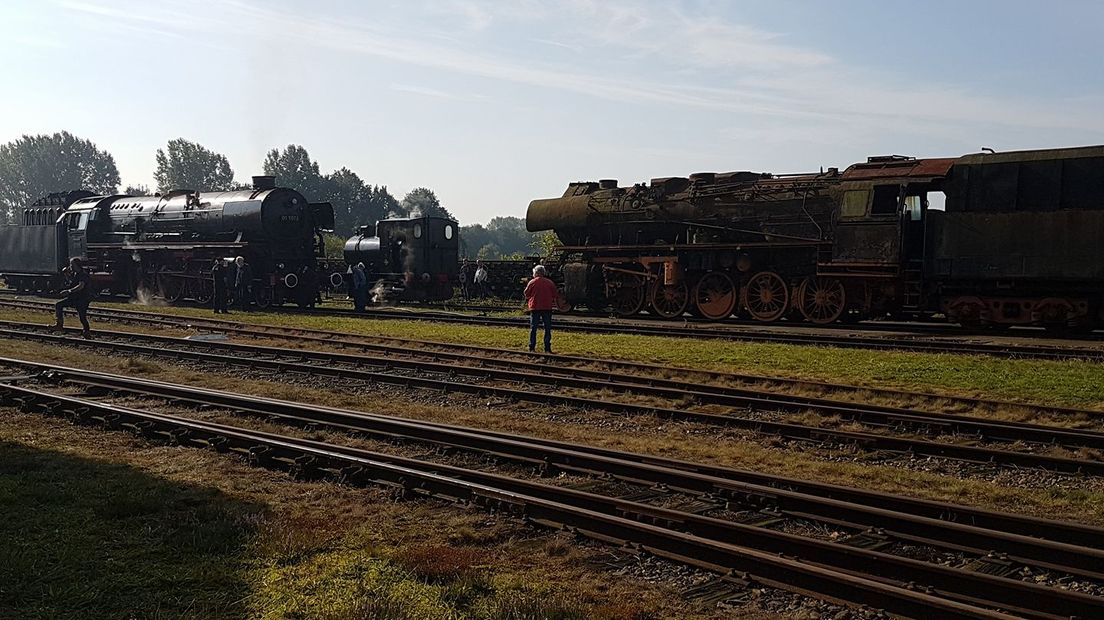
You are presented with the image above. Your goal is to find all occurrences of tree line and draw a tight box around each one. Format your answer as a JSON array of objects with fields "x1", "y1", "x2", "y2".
[{"x1": 0, "y1": 131, "x2": 551, "y2": 257}]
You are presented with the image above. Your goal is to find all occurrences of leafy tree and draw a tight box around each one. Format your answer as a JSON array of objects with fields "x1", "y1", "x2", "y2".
[
  {"x1": 321, "y1": 233, "x2": 346, "y2": 259},
  {"x1": 459, "y1": 223, "x2": 490, "y2": 258},
  {"x1": 124, "y1": 183, "x2": 151, "y2": 196},
  {"x1": 476, "y1": 243, "x2": 502, "y2": 260},
  {"x1": 369, "y1": 185, "x2": 401, "y2": 222},
  {"x1": 319, "y1": 169, "x2": 401, "y2": 236},
  {"x1": 153, "y1": 138, "x2": 235, "y2": 192},
  {"x1": 398, "y1": 187, "x2": 454, "y2": 220},
  {"x1": 262, "y1": 144, "x2": 326, "y2": 200},
  {"x1": 323, "y1": 167, "x2": 365, "y2": 236},
  {"x1": 531, "y1": 230, "x2": 561, "y2": 256},
  {"x1": 0, "y1": 131, "x2": 119, "y2": 223},
  {"x1": 458, "y1": 217, "x2": 545, "y2": 259}
]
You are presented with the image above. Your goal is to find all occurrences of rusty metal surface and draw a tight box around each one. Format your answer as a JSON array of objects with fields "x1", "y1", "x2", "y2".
[{"x1": 841, "y1": 157, "x2": 956, "y2": 181}]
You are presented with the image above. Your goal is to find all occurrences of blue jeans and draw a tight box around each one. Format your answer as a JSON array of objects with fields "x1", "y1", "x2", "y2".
[{"x1": 529, "y1": 310, "x2": 552, "y2": 351}]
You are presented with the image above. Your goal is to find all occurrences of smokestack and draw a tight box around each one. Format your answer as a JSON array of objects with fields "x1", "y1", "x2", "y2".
[
  {"x1": 598, "y1": 179, "x2": 618, "y2": 189},
  {"x1": 252, "y1": 175, "x2": 276, "y2": 190}
]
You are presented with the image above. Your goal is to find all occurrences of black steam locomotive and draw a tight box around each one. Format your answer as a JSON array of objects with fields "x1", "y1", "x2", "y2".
[
  {"x1": 527, "y1": 145, "x2": 1104, "y2": 329},
  {"x1": 341, "y1": 216, "x2": 459, "y2": 302},
  {"x1": 0, "y1": 176, "x2": 334, "y2": 307}
]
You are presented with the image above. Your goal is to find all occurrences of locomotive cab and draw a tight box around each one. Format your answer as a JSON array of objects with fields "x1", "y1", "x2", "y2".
[{"x1": 824, "y1": 156, "x2": 954, "y2": 316}]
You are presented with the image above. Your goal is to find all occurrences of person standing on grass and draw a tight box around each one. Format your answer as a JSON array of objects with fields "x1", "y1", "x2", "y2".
[
  {"x1": 474, "y1": 260, "x2": 488, "y2": 299},
  {"x1": 458, "y1": 258, "x2": 471, "y2": 300},
  {"x1": 211, "y1": 258, "x2": 229, "y2": 314},
  {"x1": 352, "y1": 262, "x2": 368, "y2": 312},
  {"x1": 524, "y1": 264, "x2": 557, "y2": 353},
  {"x1": 234, "y1": 256, "x2": 253, "y2": 311},
  {"x1": 54, "y1": 257, "x2": 94, "y2": 339}
]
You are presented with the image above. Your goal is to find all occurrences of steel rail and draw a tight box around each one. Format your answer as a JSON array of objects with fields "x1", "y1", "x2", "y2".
[
  {"x1": 281, "y1": 305, "x2": 1104, "y2": 361},
  {"x1": 4, "y1": 350, "x2": 1097, "y2": 551},
  {"x1": 35, "y1": 305, "x2": 1101, "y2": 451},
  {"x1": 1, "y1": 383, "x2": 1094, "y2": 620},
  {"x1": 7, "y1": 297, "x2": 1098, "y2": 421},
  {"x1": 5, "y1": 322, "x2": 1104, "y2": 477},
  {"x1": 13, "y1": 356, "x2": 1104, "y2": 581},
  {"x1": 8, "y1": 287, "x2": 1104, "y2": 343}
]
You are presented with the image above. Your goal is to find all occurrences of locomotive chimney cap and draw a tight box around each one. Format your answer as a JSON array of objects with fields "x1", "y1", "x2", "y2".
[{"x1": 252, "y1": 175, "x2": 276, "y2": 190}]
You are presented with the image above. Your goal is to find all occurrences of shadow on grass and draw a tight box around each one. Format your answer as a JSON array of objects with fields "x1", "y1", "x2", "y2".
[{"x1": 0, "y1": 441, "x2": 263, "y2": 620}]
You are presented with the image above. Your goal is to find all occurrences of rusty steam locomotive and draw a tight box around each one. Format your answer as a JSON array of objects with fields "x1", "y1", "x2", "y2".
[
  {"x1": 0, "y1": 176, "x2": 334, "y2": 307},
  {"x1": 527, "y1": 145, "x2": 1104, "y2": 329}
]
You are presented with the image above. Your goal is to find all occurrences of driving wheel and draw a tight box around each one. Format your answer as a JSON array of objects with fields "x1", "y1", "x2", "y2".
[
  {"x1": 742, "y1": 271, "x2": 789, "y2": 322},
  {"x1": 157, "y1": 274, "x2": 184, "y2": 303},
  {"x1": 253, "y1": 286, "x2": 274, "y2": 309},
  {"x1": 797, "y1": 277, "x2": 846, "y2": 324},
  {"x1": 693, "y1": 271, "x2": 737, "y2": 320},
  {"x1": 650, "y1": 281, "x2": 689, "y2": 318},
  {"x1": 608, "y1": 266, "x2": 648, "y2": 317}
]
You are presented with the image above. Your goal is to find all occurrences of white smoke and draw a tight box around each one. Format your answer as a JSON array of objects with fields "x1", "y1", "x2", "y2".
[
  {"x1": 369, "y1": 278, "x2": 393, "y2": 305},
  {"x1": 130, "y1": 284, "x2": 168, "y2": 306}
]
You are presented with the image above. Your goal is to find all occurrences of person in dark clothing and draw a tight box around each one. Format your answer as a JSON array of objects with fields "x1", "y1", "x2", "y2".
[
  {"x1": 234, "y1": 256, "x2": 253, "y2": 311},
  {"x1": 211, "y1": 259, "x2": 229, "y2": 314},
  {"x1": 524, "y1": 264, "x2": 558, "y2": 353},
  {"x1": 300, "y1": 265, "x2": 321, "y2": 308},
  {"x1": 458, "y1": 258, "x2": 471, "y2": 300},
  {"x1": 351, "y1": 262, "x2": 368, "y2": 312},
  {"x1": 54, "y1": 257, "x2": 94, "y2": 339}
]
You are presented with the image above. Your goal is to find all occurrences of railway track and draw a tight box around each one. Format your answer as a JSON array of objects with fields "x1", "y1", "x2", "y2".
[
  {"x1": 4, "y1": 319, "x2": 1104, "y2": 476},
  {"x1": 3, "y1": 290, "x2": 1102, "y2": 360},
  {"x1": 293, "y1": 306, "x2": 1104, "y2": 361},
  {"x1": 4, "y1": 360, "x2": 1104, "y2": 618},
  {"x1": 3, "y1": 297, "x2": 1096, "y2": 421}
]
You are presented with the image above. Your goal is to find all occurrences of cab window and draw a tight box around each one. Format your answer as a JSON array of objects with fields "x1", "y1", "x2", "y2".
[
  {"x1": 904, "y1": 195, "x2": 922, "y2": 221},
  {"x1": 840, "y1": 190, "x2": 868, "y2": 218},
  {"x1": 444, "y1": 224, "x2": 454, "y2": 240},
  {"x1": 413, "y1": 224, "x2": 423, "y2": 239},
  {"x1": 870, "y1": 185, "x2": 900, "y2": 215}
]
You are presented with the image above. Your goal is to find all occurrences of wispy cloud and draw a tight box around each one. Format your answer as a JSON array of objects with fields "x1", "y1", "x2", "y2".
[
  {"x1": 390, "y1": 84, "x2": 488, "y2": 102},
  {"x1": 58, "y1": 0, "x2": 1104, "y2": 135}
]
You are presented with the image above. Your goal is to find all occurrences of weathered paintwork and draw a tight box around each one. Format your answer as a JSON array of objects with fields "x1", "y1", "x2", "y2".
[{"x1": 927, "y1": 210, "x2": 1104, "y2": 282}]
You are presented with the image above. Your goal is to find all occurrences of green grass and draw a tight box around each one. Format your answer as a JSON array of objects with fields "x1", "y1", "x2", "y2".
[
  {"x1": 0, "y1": 441, "x2": 260, "y2": 620},
  {"x1": 0, "y1": 417, "x2": 686, "y2": 620},
  {"x1": 85, "y1": 300, "x2": 1104, "y2": 409}
]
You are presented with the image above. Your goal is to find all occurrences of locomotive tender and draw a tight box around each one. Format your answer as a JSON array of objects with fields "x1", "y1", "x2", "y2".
[
  {"x1": 0, "y1": 176, "x2": 334, "y2": 307},
  {"x1": 527, "y1": 145, "x2": 1104, "y2": 329}
]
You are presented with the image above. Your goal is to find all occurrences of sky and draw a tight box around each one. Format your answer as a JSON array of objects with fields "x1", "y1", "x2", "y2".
[{"x1": 1, "y1": 0, "x2": 1103, "y2": 224}]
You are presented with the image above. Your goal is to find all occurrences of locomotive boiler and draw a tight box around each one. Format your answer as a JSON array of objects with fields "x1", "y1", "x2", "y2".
[
  {"x1": 526, "y1": 167, "x2": 853, "y2": 320},
  {"x1": 0, "y1": 176, "x2": 334, "y2": 307}
]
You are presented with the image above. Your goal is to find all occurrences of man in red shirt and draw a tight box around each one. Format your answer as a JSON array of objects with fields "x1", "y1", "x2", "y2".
[{"x1": 524, "y1": 264, "x2": 558, "y2": 353}]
